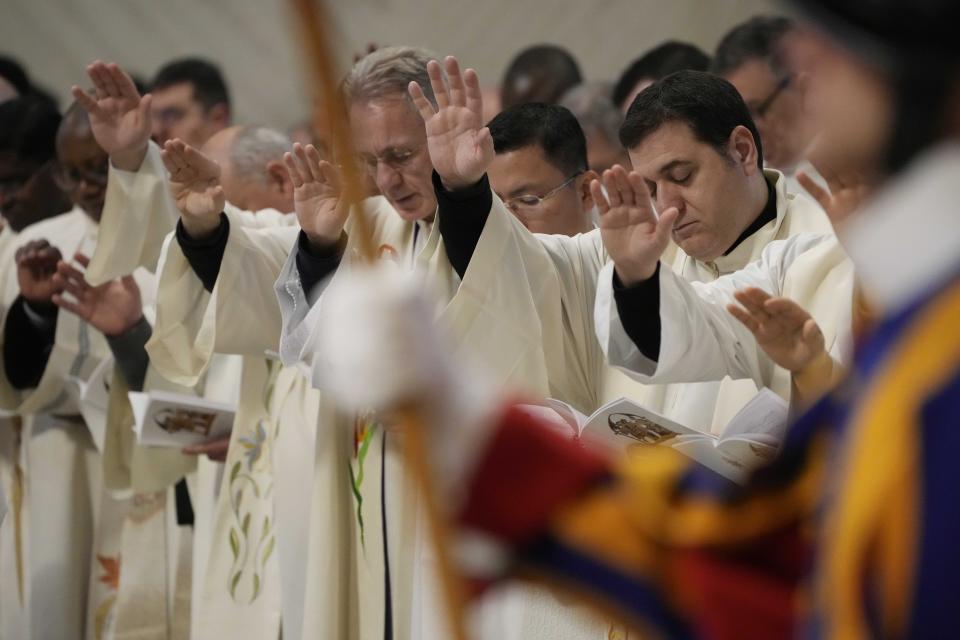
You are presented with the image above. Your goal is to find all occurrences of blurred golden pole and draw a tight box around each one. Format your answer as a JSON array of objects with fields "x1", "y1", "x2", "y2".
[{"x1": 285, "y1": 2, "x2": 471, "y2": 638}]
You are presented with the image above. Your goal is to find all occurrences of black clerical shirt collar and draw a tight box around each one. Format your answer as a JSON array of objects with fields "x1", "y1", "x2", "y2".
[{"x1": 722, "y1": 178, "x2": 777, "y2": 256}]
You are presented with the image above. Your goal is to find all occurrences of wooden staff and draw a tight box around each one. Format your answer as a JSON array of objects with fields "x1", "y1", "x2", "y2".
[{"x1": 285, "y1": 2, "x2": 471, "y2": 638}]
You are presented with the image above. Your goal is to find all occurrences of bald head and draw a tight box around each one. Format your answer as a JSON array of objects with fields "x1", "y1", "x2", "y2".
[{"x1": 201, "y1": 124, "x2": 294, "y2": 212}]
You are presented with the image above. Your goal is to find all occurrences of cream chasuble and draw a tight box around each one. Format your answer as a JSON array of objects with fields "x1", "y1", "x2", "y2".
[
  {"x1": 274, "y1": 194, "x2": 620, "y2": 640},
  {"x1": 84, "y1": 138, "x2": 297, "y2": 638},
  {"x1": 0, "y1": 208, "x2": 107, "y2": 639},
  {"x1": 146, "y1": 207, "x2": 315, "y2": 640}
]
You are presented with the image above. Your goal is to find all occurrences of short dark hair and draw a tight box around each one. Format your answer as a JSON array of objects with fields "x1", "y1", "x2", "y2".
[
  {"x1": 612, "y1": 41, "x2": 711, "y2": 110},
  {"x1": 151, "y1": 57, "x2": 230, "y2": 112},
  {"x1": 711, "y1": 15, "x2": 795, "y2": 79},
  {"x1": 0, "y1": 94, "x2": 61, "y2": 165},
  {"x1": 501, "y1": 45, "x2": 582, "y2": 109},
  {"x1": 0, "y1": 55, "x2": 59, "y2": 106},
  {"x1": 488, "y1": 103, "x2": 588, "y2": 177},
  {"x1": 619, "y1": 70, "x2": 763, "y2": 169},
  {"x1": 0, "y1": 55, "x2": 31, "y2": 95}
]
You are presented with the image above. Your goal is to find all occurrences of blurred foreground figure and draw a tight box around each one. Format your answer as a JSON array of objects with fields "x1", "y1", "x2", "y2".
[
  {"x1": 712, "y1": 16, "x2": 824, "y2": 196},
  {"x1": 319, "y1": 1, "x2": 960, "y2": 637}
]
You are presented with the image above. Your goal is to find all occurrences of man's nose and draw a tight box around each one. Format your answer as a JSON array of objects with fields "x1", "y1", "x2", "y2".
[
  {"x1": 375, "y1": 161, "x2": 402, "y2": 191},
  {"x1": 656, "y1": 185, "x2": 685, "y2": 214},
  {"x1": 151, "y1": 120, "x2": 167, "y2": 145}
]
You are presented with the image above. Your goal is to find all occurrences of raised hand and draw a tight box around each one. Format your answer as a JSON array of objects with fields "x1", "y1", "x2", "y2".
[
  {"x1": 15, "y1": 239, "x2": 64, "y2": 307},
  {"x1": 727, "y1": 287, "x2": 826, "y2": 372},
  {"x1": 797, "y1": 163, "x2": 870, "y2": 226},
  {"x1": 71, "y1": 61, "x2": 152, "y2": 171},
  {"x1": 283, "y1": 143, "x2": 348, "y2": 248},
  {"x1": 51, "y1": 253, "x2": 143, "y2": 337},
  {"x1": 593, "y1": 165, "x2": 679, "y2": 286},
  {"x1": 160, "y1": 139, "x2": 225, "y2": 238},
  {"x1": 409, "y1": 56, "x2": 493, "y2": 190}
]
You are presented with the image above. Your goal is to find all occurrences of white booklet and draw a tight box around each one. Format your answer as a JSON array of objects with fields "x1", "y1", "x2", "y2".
[
  {"x1": 128, "y1": 390, "x2": 236, "y2": 448},
  {"x1": 527, "y1": 389, "x2": 789, "y2": 483}
]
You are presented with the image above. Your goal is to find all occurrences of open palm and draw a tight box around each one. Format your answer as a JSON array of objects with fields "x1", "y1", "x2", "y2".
[
  {"x1": 161, "y1": 139, "x2": 225, "y2": 229},
  {"x1": 727, "y1": 288, "x2": 826, "y2": 372},
  {"x1": 409, "y1": 56, "x2": 493, "y2": 190},
  {"x1": 595, "y1": 166, "x2": 678, "y2": 286},
  {"x1": 52, "y1": 254, "x2": 143, "y2": 337},
  {"x1": 284, "y1": 143, "x2": 348, "y2": 246},
  {"x1": 71, "y1": 61, "x2": 152, "y2": 168}
]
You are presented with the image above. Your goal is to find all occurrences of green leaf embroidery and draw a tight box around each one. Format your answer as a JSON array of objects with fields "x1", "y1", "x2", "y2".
[
  {"x1": 230, "y1": 461, "x2": 241, "y2": 483},
  {"x1": 230, "y1": 571, "x2": 242, "y2": 598},
  {"x1": 262, "y1": 536, "x2": 275, "y2": 565},
  {"x1": 348, "y1": 464, "x2": 365, "y2": 549},
  {"x1": 261, "y1": 515, "x2": 270, "y2": 537},
  {"x1": 229, "y1": 528, "x2": 239, "y2": 560},
  {"x1": 241, "y1": 513, "x2": 251, "y2": 536},
  {"x1": 252, "y1": 573, "x2": 261, "y2": 599}
]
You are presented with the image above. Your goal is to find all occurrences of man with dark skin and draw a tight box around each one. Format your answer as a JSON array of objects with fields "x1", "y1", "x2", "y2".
[
  {"x1": 0, "y1": 101, "x2": 130, "y2": 640},
  {"x1": 7, "y1": 102, "x2": 136, "y2": 389}
]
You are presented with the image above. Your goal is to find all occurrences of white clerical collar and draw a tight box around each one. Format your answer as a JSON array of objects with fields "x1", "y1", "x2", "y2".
[{"x1": 842, "y1": 142, "x2": 960, "y2": 314}]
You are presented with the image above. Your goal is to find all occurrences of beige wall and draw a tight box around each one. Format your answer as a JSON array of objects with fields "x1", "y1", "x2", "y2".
[{"x1": 2, "y1": 0, "x2": 777, "y2": 128}]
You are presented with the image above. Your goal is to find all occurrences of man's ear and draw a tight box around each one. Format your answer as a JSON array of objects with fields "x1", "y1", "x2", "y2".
[
  {"x1": 579, "y1": 169, "x2": 599, "y2": 210},
  {"x1": 729, "y1": 125, "x2": 761, "y2": 174},
  {"x1": 266, "y1": 160, "x2": 292, "y2": 195},
  {"x1": 208, "y1": 103, "x2": 230, "y2": 128}
]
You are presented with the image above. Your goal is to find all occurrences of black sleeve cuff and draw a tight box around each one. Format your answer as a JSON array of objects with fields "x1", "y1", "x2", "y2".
[
  {"x1": 3, "y1": 296, "x2": 57, "y2": 389},
  {"x1": 433, "y1": 171, "x2": 492, "y2": 280},
  {"x1": 105, "y1": 315, "x2": 153, "y2": 392},
  {"x1": 612, "y1": 262, "x2": 662, "y2": 361},
  {"x1": 296, "y1": 230, "x2": 345, "y2": 296},
  {"x1": 176, "y1": 213, "x2": 229, "y2": 292}
]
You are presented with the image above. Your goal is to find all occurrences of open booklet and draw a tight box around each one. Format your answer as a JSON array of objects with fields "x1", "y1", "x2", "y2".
[
  {"x1": 525, "y1": 389, "x2": 789, "y2": 484},
  {"x1": 128, "y1": 390, "x2": 236, "y2": 448}
]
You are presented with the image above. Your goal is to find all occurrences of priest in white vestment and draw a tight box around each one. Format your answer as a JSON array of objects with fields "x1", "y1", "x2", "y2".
[
  {"x1": 145, "y1": 48, "x2": 611, "y2": 639},
  {"x1": 71, "y1": 61, "x2": 327, "y2": 640},
  {"x1": 405, "y1": 62, "x2": 844, "y2": 443},
  {"x1": 0, "y1": 102, "x2": 193, "y2": 639}
]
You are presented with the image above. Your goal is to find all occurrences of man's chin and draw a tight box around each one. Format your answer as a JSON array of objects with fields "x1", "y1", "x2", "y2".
[
  {"x1": 82, "y1": 202, "x2": 105, "y2": 223},
  {"x1": 389, "y1": 196, "x2": 435, "y2": 222},
  {"x1": 676, "y1": 236, "x2": 722, "y2": 264}
]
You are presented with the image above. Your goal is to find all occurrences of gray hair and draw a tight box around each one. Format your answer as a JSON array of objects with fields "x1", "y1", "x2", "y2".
[
  {"x1": 342, "y1": 45, "x2": 440, "y2": 110},
  {"x1": 230, "y1": 125, "x2": 291, "y2": 183},
  {"x1": 560, "y1": 82, "x2": 623, "y2": 146}
]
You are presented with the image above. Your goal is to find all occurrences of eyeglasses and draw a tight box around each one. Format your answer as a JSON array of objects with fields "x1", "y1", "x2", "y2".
[
  {"x1": 503, "y1": 172, "x2": 582, "y2": 213},
  {"x1": 351, "y1": 147, "x2": 422, "y2": 176},
  {"x1": 54, "y1": 159, "x2": 109, "y2": 191},
  {"x1": 750, "y1": 75, "x2": 792, "y2": 120}
]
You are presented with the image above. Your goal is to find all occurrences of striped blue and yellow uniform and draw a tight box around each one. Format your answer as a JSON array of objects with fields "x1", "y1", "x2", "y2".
[{"x1": 459, "y1": 273, "x2": 960, "y2": 639}]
